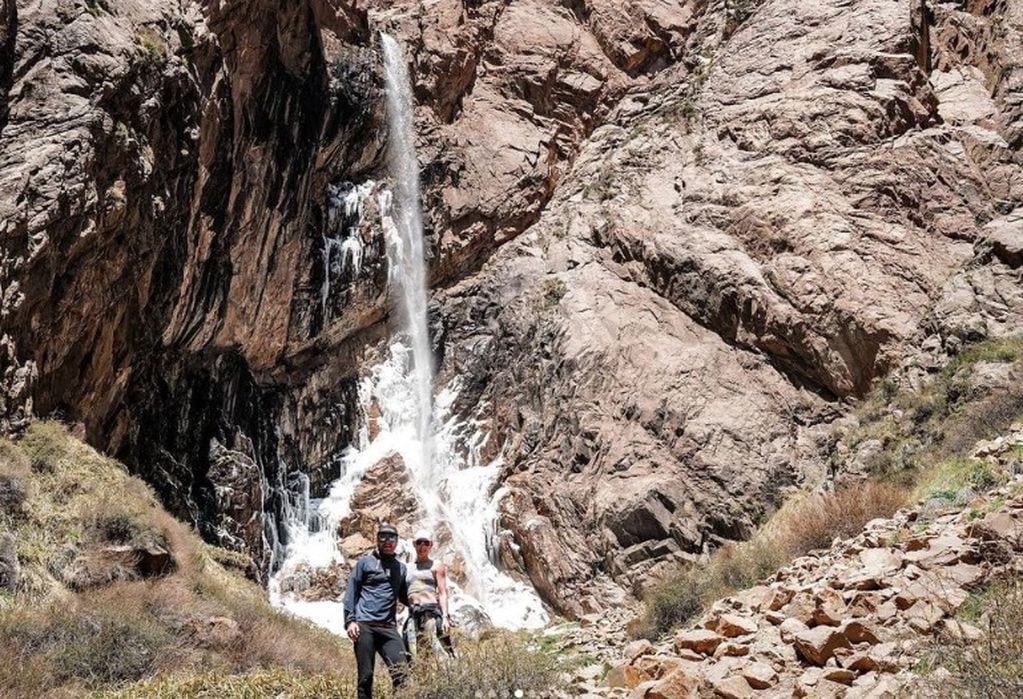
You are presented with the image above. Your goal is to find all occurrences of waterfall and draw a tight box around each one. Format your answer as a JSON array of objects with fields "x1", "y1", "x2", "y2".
[
  {"x1": 380, "y1": 33, "x2": 433, "y2": 462},
  {"x1": 269, "y1": 33, "x2": 547, "y2": 633}
]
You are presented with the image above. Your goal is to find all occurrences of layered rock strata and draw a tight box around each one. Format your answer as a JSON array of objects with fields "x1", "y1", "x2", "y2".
[
  {"x1": 1, "y1": 0, "x2": 1022, "y2": 613},
  {"x1": 435, "y1": 0, "x2": 1023, "y2": 613}
]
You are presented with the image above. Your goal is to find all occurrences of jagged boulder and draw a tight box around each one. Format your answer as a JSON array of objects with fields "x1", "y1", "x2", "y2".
[{"x1": 792, "y1": 626, "x2": 852, "y2": 667}]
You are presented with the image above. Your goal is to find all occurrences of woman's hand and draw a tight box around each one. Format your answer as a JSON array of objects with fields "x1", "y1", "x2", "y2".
[{"x1": 347, "y1": 622, "x2": 361, "y2": 641}]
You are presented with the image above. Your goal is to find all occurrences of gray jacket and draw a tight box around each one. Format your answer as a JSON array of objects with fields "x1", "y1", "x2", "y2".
[{"x1": 343, "y1": 550, "x2": 410, "y2": 627}]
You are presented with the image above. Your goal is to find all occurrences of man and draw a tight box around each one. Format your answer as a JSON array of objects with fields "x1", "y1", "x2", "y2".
[
  {"x1": 405, "y1": 529, "x2": 455, "y2": 657},
  {"x1": 343, "y1": 523, "x2": 410, "y2": 699}
]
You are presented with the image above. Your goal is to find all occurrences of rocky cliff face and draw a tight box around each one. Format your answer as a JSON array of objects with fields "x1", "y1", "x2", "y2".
[
  {"x1": 0, "y1": 0, "x2": 386, "y2": 575},
  {"x1": 2, "y1": 0, "x2": 1022, "y2": 613}
]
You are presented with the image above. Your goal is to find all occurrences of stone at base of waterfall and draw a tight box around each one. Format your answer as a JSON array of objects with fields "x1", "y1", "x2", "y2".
[
  {"x1": 366, "y1": 399, "x2": 382, "y2": 441},
  {"x1": 300, "y1": 561, "x2": 348, "y2": 601},
  {"x1": 337, "y1": 453, "x2": 419, "y2": 542},
  {"x1": 450, "y1": 602, "x2": 492, "y2": 633},
  {"x1": 340, "y1": 532, "x2": 375, "y2": 560}
]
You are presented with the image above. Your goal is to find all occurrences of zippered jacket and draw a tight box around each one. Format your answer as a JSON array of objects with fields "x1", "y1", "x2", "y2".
[{"x1": 343, "y1": 550, "x2": 410, "y2": 627}]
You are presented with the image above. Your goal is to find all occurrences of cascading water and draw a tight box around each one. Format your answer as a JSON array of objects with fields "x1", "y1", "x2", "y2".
[
  {"x1": 379, "y1": 33, "x2": 433, "y2": 461},
  {"x1": 270, "y1": 33, "x2": 547, "y2": 633}
]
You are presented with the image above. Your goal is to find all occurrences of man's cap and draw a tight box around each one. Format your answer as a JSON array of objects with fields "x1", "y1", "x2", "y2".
[
  {"x1": 376, "y1": 523, "x2": 399, "y2": 537},
  {"x1": 413, "y1": 529, "x2": 433, "y2": 543}
]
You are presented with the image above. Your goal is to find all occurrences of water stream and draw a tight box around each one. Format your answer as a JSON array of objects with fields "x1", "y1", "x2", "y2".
[{"x1": 269, "y1": 33, "x2": 547, "y2": 633}]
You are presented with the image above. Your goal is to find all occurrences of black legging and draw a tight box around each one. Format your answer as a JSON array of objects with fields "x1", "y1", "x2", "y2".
[{"x1": 354, "y1": 622, "x2": 408, "y2": 699}]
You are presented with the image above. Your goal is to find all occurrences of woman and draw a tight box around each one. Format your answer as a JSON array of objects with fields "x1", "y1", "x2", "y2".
[{"x1": 405, "y1": 529, "x2": 455, "y2": 657}]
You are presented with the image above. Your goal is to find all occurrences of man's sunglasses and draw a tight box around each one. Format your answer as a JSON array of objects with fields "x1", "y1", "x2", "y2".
[
  {"x1": 377, "y1": 534, "x2": 398, "y2": 542},
  {"x1": 413, "y1": 539, "x2": 432, "y2": 546}
]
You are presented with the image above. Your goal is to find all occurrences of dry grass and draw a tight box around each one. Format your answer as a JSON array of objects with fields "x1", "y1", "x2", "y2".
[
  {"x1": 942, "y1": 580, "x2": 1023, "y2": 697},
  {"x1": 0, "y1": 422, "x2": 354, "y2": 696},
  {"x1": 398, "y1": 634, "x2": 559, "y2": 699},
  {"x1": 636, "y1": 483, "x2": 908, "y2": 636},
  {"x1": 0, "y1": 439, "x2": 30, "y2": 514},
  {"x1": 99, "y1": 632, "x2": 560, "y2": 699},
  {"x1": 771, "y1": 481, "x2": 910, "y2": 554},
  {"x1": 97, "y1": 668, "x2": 360, "y2": 699}
]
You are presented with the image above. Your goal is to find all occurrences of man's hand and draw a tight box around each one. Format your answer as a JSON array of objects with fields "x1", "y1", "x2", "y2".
[
  {"x1": 346, "y1": 622, "x2": 360, "y2": 641},
  {"x1": 441, "y1": 616, "x2": 451, "y2": 635}
]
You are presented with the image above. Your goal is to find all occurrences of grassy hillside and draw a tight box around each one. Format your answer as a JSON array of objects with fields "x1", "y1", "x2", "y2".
[
  {"x1": 0, "y1": 421, "x2": 355, "y2": 697},
  {"x1": 0, "y1": 422, "x2": 559, "y2": 698}
]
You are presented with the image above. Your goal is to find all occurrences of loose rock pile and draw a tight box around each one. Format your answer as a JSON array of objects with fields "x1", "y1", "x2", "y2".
[{"x1": 567, "y1": 431, "x2": 1023, "y2": 698}]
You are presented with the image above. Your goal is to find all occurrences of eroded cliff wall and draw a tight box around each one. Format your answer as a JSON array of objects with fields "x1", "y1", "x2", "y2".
[{"x1": 1, "y1": 0, "x2": 1021, "y2": 612}]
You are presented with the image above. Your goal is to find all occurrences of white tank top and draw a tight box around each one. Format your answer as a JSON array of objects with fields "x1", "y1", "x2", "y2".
[{"x1": 407, "y1": 558, "x2": 437, "y2": 597}]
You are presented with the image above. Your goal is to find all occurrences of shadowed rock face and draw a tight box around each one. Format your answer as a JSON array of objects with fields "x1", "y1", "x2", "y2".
[
  {"x1": 1, "y1": 0, "x2": 1022, "y2": 611},
  {"x1": 0, "y1": 0, "x2": 383, "y2": 575}
]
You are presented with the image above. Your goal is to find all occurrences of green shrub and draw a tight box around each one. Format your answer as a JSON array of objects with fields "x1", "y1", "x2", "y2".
[
  {"x1": 136, "y1": 27, "x2": 169, "y2": 63},
  {"x1": 582, "y1": 170, "x2": 616, "y2": 201},
  {"x1": 918, "y1": 457, "x2": 1006, "y2": 502},
  {"x1": 540, "y1": 277, "x2": 567, "y2": 308},
  {"x1": 944, "y1": 336, "x2": 1023, "y2": 374}
]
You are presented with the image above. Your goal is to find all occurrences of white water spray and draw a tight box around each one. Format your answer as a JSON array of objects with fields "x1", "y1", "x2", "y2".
[
  {"x1": 270, "y1": 34, "x2": 547, "y2": 632},
  {"x1": 380, "y1": 33, "x2": 433, "y2": 460}
]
